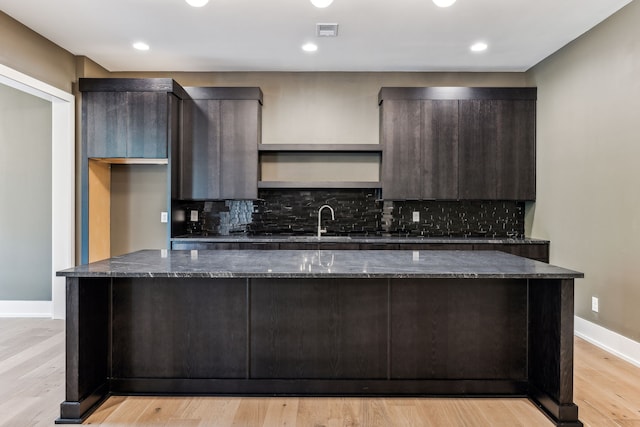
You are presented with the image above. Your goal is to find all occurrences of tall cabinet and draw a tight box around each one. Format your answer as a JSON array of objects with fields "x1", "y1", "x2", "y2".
[
  {"x1": 79, "y1": 78, "x2": 187, "y2": 263},
  {"x1": 379, "y1": 87, "x2": 536, "y2": 201}
]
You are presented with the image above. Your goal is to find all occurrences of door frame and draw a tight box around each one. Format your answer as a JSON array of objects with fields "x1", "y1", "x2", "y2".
[{"x1": 0, "y1": 64, "x2": 75, "y2": 319}]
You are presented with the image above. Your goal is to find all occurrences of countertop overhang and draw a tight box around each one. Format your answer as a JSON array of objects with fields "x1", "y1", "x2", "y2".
[{"x1": 58, "y1": 249, "x2": 582, "y2": 279}]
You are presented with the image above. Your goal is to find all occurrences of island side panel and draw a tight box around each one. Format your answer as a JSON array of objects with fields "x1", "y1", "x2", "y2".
[
  {"x1": 528, "y1": 278, "x2": 582, "y2": 426},
  {"x1": 58, "y1": 277, "x2": 110, "y2": 423},
  {"x1": 250, "y1": 278, "x2": 388, "y2": 380},
  {"x1": 110, "y1": 277, "x2": 248, "y2": 383},
  {"x1": 390, "y1": 278, "x2": 528, "y2": 390}
]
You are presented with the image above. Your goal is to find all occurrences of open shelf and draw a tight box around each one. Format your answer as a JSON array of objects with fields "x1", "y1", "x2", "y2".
[
  {"x1": 258, "y1": 181, "x2": 382, "y2": 189},
  {"x1": 258, "y1": 144, "x2": 382, "y2": 152}
]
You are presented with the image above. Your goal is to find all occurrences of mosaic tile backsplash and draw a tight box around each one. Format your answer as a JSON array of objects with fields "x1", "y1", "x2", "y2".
[
  {"x1": 250, "y1": 189, "x2": 382, "y2": 235},
  {"x1": 173, "y1": 190, "x2": 524, "y2": 238},
  {"x1": 383, "y1": 200, "x2": 524, "y2": 238}
]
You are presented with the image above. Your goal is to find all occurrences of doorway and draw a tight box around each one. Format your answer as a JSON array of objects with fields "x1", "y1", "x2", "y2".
[{"x1": 0, "y1": 64, "x2": 75, "y2": 319}]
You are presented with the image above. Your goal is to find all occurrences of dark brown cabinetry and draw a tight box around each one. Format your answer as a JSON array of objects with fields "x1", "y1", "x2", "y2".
[
  {"x1": 250, "y1": 278, "x2": 388, "y2": 379},
  {"x1": 80, "y1": 79, "x2": 186, "y2": 159},
  {"x1": 179, "y1": 87, "x2": 262, "y2": 200},
  {"x1": 79, "y1": 78, "x2": 188, "y2": 264},
  {"x1": 61, "y1": 252, "x2": 582, "y2": 426},
  {"x1": 379, "y1": 87, "x2": 536, "y2": 201},
  {"x1": 380, "y1": 99, "x2": 458, "y2": 199},
  {"x1": 458, "y1": 99, "x2": 536, "y2": 200}
]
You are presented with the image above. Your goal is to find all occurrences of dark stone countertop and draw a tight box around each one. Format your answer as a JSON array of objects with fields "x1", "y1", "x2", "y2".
[
  {"x1": 58, "y1": 249, "x2": 581, "y2": 279},
  {"x1": 170, "y1": 235, "x2": 549, "y2": 244}
]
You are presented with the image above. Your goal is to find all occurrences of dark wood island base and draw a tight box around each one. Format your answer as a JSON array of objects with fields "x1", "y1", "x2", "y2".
[{"x1": 56, "y1": 250, "x2": 583, "y2": 426}]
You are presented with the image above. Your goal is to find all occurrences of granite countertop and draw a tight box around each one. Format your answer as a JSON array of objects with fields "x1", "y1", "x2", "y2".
[
  {"x1": 170, "y1": 235, "x2": 549, "y2": 244},
  {"x1": 58, "y1": 249, "x2": 581, "y2": 279}
]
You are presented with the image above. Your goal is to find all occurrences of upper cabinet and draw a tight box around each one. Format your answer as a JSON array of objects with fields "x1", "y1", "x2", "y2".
[
  {"x1": 380, "y1": 99, "x2": 458, "y2": 199},
  {"x1": 80, "y1": 78, "x2": 188, "y2": 159},
  {"x1": 379, "y1": 87, "x2": 536, "y2": 201},
  {"x1": 458, "y1": 99, "x2": 536, "y2": 200},
  {"x1": 179, "y1": 87, "x2": 262, "y2": 200}
]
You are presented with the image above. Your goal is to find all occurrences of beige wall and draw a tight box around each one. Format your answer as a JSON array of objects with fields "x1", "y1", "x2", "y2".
[
  {"x1": 110, "y1": 165, "x2": 168, "y2": 256},
  {"x1": 527, "y1": 1, "x2": 640, "y2": 341},
  {"x1": 0, "y1": 11, "x2": 76, "y2": 93}
]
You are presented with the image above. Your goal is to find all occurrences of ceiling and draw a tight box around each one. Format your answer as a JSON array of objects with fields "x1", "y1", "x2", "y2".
[{"x1": 0, "y1": 0, "x2": 632, "y2": 72}]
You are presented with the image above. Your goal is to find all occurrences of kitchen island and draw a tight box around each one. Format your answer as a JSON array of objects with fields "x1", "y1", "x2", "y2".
[{"x1": 56, "y1": 249, "x2": 583, "y2": 426}]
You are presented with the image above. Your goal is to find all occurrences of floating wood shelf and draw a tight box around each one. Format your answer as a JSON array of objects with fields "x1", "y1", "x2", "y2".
[
  {"x1": 258, "y1": 144, "x2": 382, "y2": 152},
  {"x1": 258, "y1": 181, "x2": 382, "y2": 189}
]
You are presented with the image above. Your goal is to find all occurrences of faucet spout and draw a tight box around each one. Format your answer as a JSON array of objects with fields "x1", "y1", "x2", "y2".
[{"x1": 317, "y1": 204, "x2": 335, "y2": 239}]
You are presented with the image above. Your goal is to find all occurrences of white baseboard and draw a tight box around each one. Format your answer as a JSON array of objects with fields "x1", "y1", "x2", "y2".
[
  {"x1": 0, "y1": 300, "x2": 52, "y2": 318},
  {"x1": 575, "y1": 316, "x2": 640, "y2": 368}
]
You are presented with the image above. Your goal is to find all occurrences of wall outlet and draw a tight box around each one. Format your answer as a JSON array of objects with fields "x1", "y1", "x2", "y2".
[
  {"x1": 592, "y1": 296, "x2": 599, "y2": 313},
  {"x1": 412, "y1": 211, "x2": 420, "y2": 222},
  {"x1": 160, "y1": 212, "x2": 168, "y2": 223},
  {"x1": 190, "y1": 210, "x2": 199, "y2": 222}
]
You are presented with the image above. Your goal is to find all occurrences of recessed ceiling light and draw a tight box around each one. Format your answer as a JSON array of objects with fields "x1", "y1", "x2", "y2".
[
  {"x1": 310, "y1": 0, "x2": 333, "y2": 8},
  {"x1": 302, "y1": 43, "x2": 318, "y2": 52},
  {"x1": 185, "y1": 0, "x2": 209, "y2": 6},
  {"x1": 470, "y1": 42, "x2": 488, "y2": 52},
  {"x1": 133, "y1": 42, "x2": 150, "y2": 51},
  {"x1": 433, "y1": 0, "x2": 456, "y2": 7}
]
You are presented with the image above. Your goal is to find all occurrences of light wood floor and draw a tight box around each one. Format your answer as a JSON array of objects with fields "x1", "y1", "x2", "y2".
[{"x1": 1, "y1": 318, "x2": 639, "y2": 426}]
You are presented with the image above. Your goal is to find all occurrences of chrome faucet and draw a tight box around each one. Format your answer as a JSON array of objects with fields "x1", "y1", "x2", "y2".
[{"x1": 317, "y1": 204, "x2": 335, "y2": 238}]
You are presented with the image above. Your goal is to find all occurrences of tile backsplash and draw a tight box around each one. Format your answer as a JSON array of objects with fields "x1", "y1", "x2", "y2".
[
  {"x1": 249, "y1": 189, "x2": 382, "y2": 235},
  {"x1": 172, "y1": 190, "x2": 524, "y2": 238},
  {"x1": 383, "y1": 200, "x2": 524, "y2": 238}
]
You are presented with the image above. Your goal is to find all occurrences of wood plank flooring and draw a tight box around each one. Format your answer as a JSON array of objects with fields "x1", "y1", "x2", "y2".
[{"x1": 1, "y1": 318, "x2": 639, "y2": 426}]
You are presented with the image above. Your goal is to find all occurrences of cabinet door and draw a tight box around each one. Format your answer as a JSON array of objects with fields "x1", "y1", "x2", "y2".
[
  {"x1": 85, "y1": 91, "x2": 128, "y2": 158},
  {"x1": 85, "y1": 91, "x2": 168, "y2": 158},
  {"x1": 381, "y1": 100, "x2": 422, "y2": 199},
  {"x1": 458, "y1": 100, "x2": 498, "y2": 199},
  {"x1": 169, "y1": 95, "x2": 181, "y2": 199},
  {"x1": 180, "y1": 99, "x2": 221, "y2": 199},
  {"x1": 459, "y1": 99, "x2": 536, "y2": 200},
  {"x1": 494, "y1": 100, "x2": 535, "y2": 200},
  {"x1": 422, "y1": 100, "x2": 459, "y2": 199},
  {"x1": 219, "y1": 100, "x2": 259, "y2": 199},
  {"x1": 127, "y1": 92, "x2": 168, "y2": 158}
]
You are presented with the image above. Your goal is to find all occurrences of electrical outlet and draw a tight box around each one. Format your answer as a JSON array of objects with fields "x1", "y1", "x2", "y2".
[
  {"x1": 160, "y1": 212, "x2": 168, "y2": 223},
  {"x1": 413, "y1": 211, "x2": 420, "y2": 222},
  {"x1": 190, "y1": 210, "x2": 199, "y2": 222},
  {"x1": 592, "y1": 296, "x2": 599, "y2": 313}
]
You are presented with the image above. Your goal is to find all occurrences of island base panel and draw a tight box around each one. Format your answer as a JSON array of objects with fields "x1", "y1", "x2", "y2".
[
  {"x1": 59, "y1": 273, "x2": 581, "y2": 426},
  {"x1": 59, "y1": 277, "x2": 110, "y2": 424},
  {"x1": 528, "y1": 279, "x2": 582, "y2": 426}
]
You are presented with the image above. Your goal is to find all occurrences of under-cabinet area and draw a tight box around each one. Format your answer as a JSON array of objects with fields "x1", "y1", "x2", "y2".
[{"x1": 87, "y1": 161, "x2": 168, "y2": 261}]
